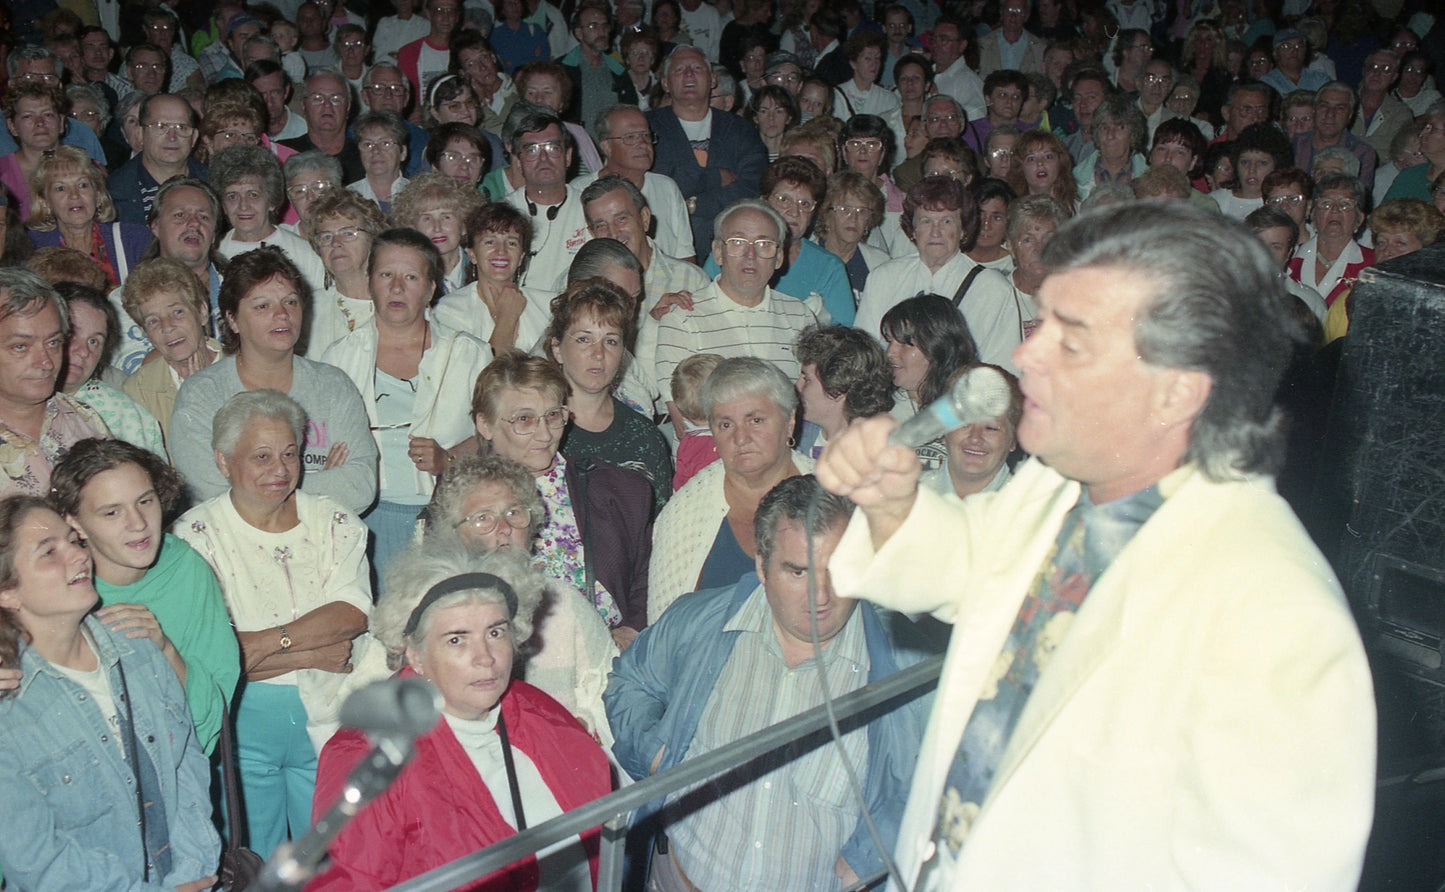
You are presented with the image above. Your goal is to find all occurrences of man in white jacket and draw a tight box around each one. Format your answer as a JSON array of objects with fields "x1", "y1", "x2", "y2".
[{"x1": 817, "y1": 201, "x2": 1376, "y2": 891}]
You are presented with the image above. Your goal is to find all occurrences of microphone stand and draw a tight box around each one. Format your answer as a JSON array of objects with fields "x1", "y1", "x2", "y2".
[{"x1": 246, "y1": 732, "x2": 418, "y2": 891}]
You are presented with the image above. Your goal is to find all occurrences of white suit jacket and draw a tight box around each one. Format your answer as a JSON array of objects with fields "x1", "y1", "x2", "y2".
[{"x1": 831, "y1": 459, "x2": 1376, "y2": 890}]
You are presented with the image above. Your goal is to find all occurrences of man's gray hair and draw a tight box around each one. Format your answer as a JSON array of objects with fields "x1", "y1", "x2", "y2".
[
  {"x1": 354, "y1": 110, "x2": 409, "y2": 146},
  {"x1": 363, "y1": 61, "x2": 408, "y2": 91},
  {"x1": 1315, "y1": 80, "x2": 1358, "y2": 114},
  {"x1": 66, "y1": 83, "x2": 110, "y2": 130},
  {"x1": 373, "y1": 540, "x2": 546, "y2": 670},
  {"x1": 503, "y1": 101, "x2": 570, "y2": 155},
  {"x1": 284, "y1": 150, "x2": 344, "y2": 187},
  {"x1": 7, "y1": 46, "x2": 62, "y2": 80},
  {"x1": 923, "y1": 94, "x2": 963, "y2": 116},
  {"x1": 210, "y1": 144, "x2": 287, "y2": 214},
  {"x1": 149, "y1": 177, "x2": 222, "y2": 228},
  {"x1": 211, "y1": 389, "x2": 307, "y2": 457},
  {"x1": 1310, "y1": 145, "x2": 1361, "y2": 178},
  {"x1": 1041, "y1": 201, "x2": 1304, "y2": 479},
  {"x1": 567, "y1": 237, "x2": 641, "y2": 284},
  {"x1": 661, "y1": 44, "x2": 708, "y2": 78},
  {"x1": 754, "y1": 475, "x2": 855, "y2": 566},
  {"x1": 304, "y1": 68, "x2": 354, "y2": 108},
  {"x1": 0, "y1": 269, "x2": 68, "y2": 339},
  {"x1": 593, "y1": 103, "x2": 644, "y2": 141},
  {"x1": 700, "y1": 356, "x2": 798, "y2": 421},
  {"x1": 712, "y1": 198, "x2": 788, "y2": 249},
  {"x1": 580, "y1": 173, "x2": 648, "y2": 215}
]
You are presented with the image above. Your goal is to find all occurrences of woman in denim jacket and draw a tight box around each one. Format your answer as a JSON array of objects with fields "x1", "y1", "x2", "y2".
[{"x1": 0, "y1": 496, "x2": 220, "y2": 892}]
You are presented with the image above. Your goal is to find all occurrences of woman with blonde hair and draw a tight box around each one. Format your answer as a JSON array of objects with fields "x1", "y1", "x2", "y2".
[
  {"x1": 303, "y1": 188, "x2": 389, "y2": 352},
  {"x1": 25, "y1": 146, "x2": 152, "y2": 287},
  {"x1": 1008, "y1": 128, "x2": 1078, "y2": 213},
  {"x1": 391, "y1": 171, "x2": 486, "y2": 295}
]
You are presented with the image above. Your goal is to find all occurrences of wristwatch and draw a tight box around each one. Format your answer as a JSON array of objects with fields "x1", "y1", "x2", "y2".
[{"x1": 278, "y1": 626, "x2": 293, "y2": 652}]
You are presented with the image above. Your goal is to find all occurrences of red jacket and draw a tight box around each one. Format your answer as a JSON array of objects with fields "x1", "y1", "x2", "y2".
[{"x1": 307, "y1": 680, "x2": 612, "y2": 891}]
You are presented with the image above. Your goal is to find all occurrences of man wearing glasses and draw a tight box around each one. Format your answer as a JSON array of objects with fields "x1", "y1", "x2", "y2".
[
  {"x1": 502, "y1": 106, "x2": 593, "y2": 293},
  {"x1": 113, "y1": 44, "x2": 172, "y2": 101},
  {"x1": 561, "y1": 5, "x2": 637, "y2": 139},
  {"x1": 281, "y1": 69, "x2": 366, "y2": 183},
  {"x1": 930, "y1": 16, "x2": 986, "y2": 122},
  {"x1": 653, "y1": 199, "x2": 816, "y2": 414},
  {"x1": 576, "y1": 105, "x2": 696, "y2": 262},
  {"x1": 108, "y1": 94, "x2": 208, "y2": 224}
]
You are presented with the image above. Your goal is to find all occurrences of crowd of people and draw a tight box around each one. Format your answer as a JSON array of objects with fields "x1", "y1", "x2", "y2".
[{"x1": 0, "y1": 0, "x2": 1436, "y2": 887}]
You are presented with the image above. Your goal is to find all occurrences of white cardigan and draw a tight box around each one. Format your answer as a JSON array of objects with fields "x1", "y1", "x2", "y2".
[{"x1": 321, "y1": 319, "x2": 492, "y2": 497}]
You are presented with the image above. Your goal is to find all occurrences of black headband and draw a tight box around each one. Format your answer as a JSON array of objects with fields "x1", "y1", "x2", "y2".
[{"x1": 404, "y1": 572, "x2": 518, "y2": 637}]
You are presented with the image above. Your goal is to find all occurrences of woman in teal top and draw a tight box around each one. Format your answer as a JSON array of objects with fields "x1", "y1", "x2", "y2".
[{"x1": 50, "y1": 438, "x2": 241, "y2": 755}]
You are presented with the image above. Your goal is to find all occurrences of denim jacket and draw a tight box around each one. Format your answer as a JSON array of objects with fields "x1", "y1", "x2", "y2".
[{"x1": 0, "y1": 616, "x2": 221, "y2": 891}]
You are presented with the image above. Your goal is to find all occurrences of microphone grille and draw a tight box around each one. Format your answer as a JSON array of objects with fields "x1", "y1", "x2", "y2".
[{"x1": 952, "y1": 365, "x2": 1013, "y2": 423}]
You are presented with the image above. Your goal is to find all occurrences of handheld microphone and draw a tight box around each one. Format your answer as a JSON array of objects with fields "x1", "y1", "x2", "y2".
[
  {"x1": 338, "y1": 677, "x2": 443, "y2": 741},
  {"x1": 888, "y1": 365, "x2": 1013, "y2": 448}
]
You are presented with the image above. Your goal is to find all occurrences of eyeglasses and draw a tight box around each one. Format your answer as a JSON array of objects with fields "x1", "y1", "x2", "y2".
[
  {"x1": 845, "y1": 138, "x2": 883, "y2": 152},
  {"x1": 339, "y1": 39, "x2": 366, "y2": 48},
  {"x1": 366, "y1": 83, "x2": 407, "y2": 95},
  {"x1": 360, "y1": 138, "x2": 399, "y2": 151},
  {"x1": 1317, "y1": 198, "x2": 1358, "y2": 213},
  {"x1": 767, "y1": 71, "x2": 802, "y2": 85},
  {"x1": 499, "y1": 406, "x2": 571, "y2": 435},
  {"x1": 1267, "y1": 194, "x2": 1304, "y2": 207},
  {"x1": 829, "y1": 205, "x2": 866, "y2": 218},
  {"x1": 440, "y1": 149, "x2": 484, "y2": 167},
  {"x1": 770, "y1": 192, "x2": 817, "y2": 213},
  {"x1": 130, "y1": 62, "x2": 166, "y2": 72},
  {"x1": 305, "y1": 92, "x2": 348, "y2": 106},
  {"x1": 605, "y1": 130, "x2": 656, "y2": 146},
  {"x1": 518, "y1": 140, "x2": 565, "y2": 158},
  {"x1": 721, "y1": 236, "x2": 780, "y2": 258},
  {"x1": 16, "y1": 72, "x2": 60, "y2": 83},
  {"x1": 146, "y1": 121, "x2": 195, "y2": 136},
  {"x1": 315, "y1": 226, "x2": 364, "y2": 246},
  {"x1": 455, "y1": 505, "x2": 531, "y2": 535},
  {"x1": 287, "y1": 180, "x2": 334, "y2": 198},
  {"x1": 924, "y1": 113, "x2": 960, "y2": 125},
  {"x1": 216, "y1": 129, "x2": 260, "y2": 144},
  {"x1": 1142, "y1": 73, "x2": 1170, "y2": 84},
  {"x1": 988, "y1": 148, "x2": 1013, "y2": 159},
  {"x1": 1367, "y1": 63, "x2": 1395, "y2": 73}
]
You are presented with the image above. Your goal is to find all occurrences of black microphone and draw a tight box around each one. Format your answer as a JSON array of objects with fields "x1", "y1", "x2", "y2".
[
  {"x1": 338, "y1": 677, "x2": 443, "y2": 741},
  {"x1": 889, "y1": 365, "x2": 1013, "y2": 448}
]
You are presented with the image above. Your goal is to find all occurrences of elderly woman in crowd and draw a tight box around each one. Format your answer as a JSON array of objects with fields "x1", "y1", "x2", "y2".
[
  {"x1": 213, "y1": 145, "x2": 328, "y2": 294},
  {"x1": 548, "y1": 277, "x2": 673, "y2": 510},
  {"x1": 965, "y1": 177, "x2": 1017, "y2": 271},
  {"x1": 348, "y1": 111, "x2": 410, "y2": 214},
  {"x1": 321, "y1": 229, "x2": 492, "y2": 579},
  {"x1": 472, "y1": 352, "x2": 653, "y2": 648},
  {"x1": 920, "y1": 363, "x2": 1024, "y2": 503},
  {"x1": 51, "y1": 438, "x2": 240, "y2": 755},
  {"x1": 1073, "y1": 95, "x2": 1148, "y2": 201},
  {"x1": 839, "y1": 114, "x2": 906, "y2": 253},
  {"x1": 194, "y1": 95, "x2": 272, "y2": 166},
  {"x1": 169, "y1": 246, "x2": 378, "y2": 513},
  {"x1": 1005, "y1": 193, "x2": 1068, "y2": 327},
  {"x1": 622, "y1": 27, "x2": 663, "y2": 110},
  {"x1": 1263, "y1": 167, "x2": 1316, "y2": 236},
  {"x1": 119, "y1": 257, "x2": 221, "y2": 451},
  {"x1": 650, "y1": 357, "x2": 812, "y2": 621},
  {"x1": 748, "y1": 85, "x2": 800, "y2": 162},
  {"x1": 304, "y1": 189, "x2": 389, "y2": 352},
  {"x1": 0, "y1": 495, "x2": 222, "y2": 892},
  {"x1": 65, "y1": 83, "x2": 120, "y2": 165},
  {"x1": 393, "y1": 172, "x2": 486, "y2": 296},
  {"x1": 25, "y1": 146, "x2": 152, "y2": 287},
  {"x1": 881, "y1": 293, "x2": 980, "y2": 470},
  {"x1": 56, "y1": 283, "x2": 166, "y2": 456},
  {"x1": 423, "y1": 453, "x2": 619, "y2": 734},
  {"x1": 1009, "y1": 128, "x2": 1078, "y2": 214},
  {"x1": 423, "y1": 74, "x2": 483, "y2": 129},
  {"x1": 1288, "y1": 173, "x2": 1375, "y2": 307},
  {"x1": 1323, "y1": 197, "x2": 1445, "y2": 342},
  {"x1": 1385, "y1": 100, "x2": 1445, "y2": 203},
  {"x1": 281, "y1": 150, "x2": 344, "y2": 236},
  {"x1": 425, "y1": 122, "x2": 492, "y2": 197},
  {"x1": 434, "y1": 202, "x2": 550, "y2": 354},
  {"x1": 794, "y1": 324, "x2": 894, "y2": 460},
  {"x1": 1, "y1": 82, "x2": 68, "y2": 223},
  {"x1": 856, "y1": 176, "x2": 1022, "y2": 371},
  {"x1": 177, "y1": 389, "x2": 378, "y2": 858},
  {"x1": 309, "y1": 539, "x2": 612, "y2": 891},
  {"x1": 815, "y1": 169, "x2": 887, "y2": 297}
]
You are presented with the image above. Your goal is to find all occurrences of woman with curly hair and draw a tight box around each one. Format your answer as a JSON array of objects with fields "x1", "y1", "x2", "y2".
[
  {"x1": 1009, "y1": 128, "x2": 1078, "y2": 213},
  {"x1": 24, "y1": 146, "x2": 151, "y2": 287},
  {"x1": 391, "y1": 171, "x2": 486, "y2": 295}
]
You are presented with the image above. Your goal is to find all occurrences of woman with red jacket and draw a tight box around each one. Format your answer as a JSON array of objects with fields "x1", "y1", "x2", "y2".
[{"x1": 308, "y1": 541, "x2": 613, "y2": 891}]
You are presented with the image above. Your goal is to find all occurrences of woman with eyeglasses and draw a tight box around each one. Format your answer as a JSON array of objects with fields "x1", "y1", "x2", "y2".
[
  {"x1": 24, "y1": 146, "x2": 152, "y2": 288},
  {"x1": 814, "y1": 170, "x2": 888, "y2": 297},
  {"x1": 621, "y1": 28, "x2": 663, "y2": 111},
  {"x1": 281, "y1": 150, "x2": 344, "y2": 237},
  {"x1": 321, "y1": 229, "x2": 491, "y2": 580},
  {"x1": 423, "y1": 73, "x2": 482, "y2": 128},
  {"x1": 839, "y1": 114, "x2": 908, "y2": 256},
  {"x1": 470, "y1": 351, "x2": 654, "y2": 648},
  {"x1": 299, "y1": 194, "x2": 382, "y2": 359},
  {"x1": 424, "y1": 122, "x2": 492, "y2": 197},
  {"x1": 347, "y1": 111, "x2": 410, "y2": 215}
]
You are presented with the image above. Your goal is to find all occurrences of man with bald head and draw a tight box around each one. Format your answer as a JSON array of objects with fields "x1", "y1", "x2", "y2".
[
  {"x1": 281, "y1": 69, "x2": 365, "y2": 182},
  {"x1": 648, "y1": 46, "x2": 768, "y2": 255}
]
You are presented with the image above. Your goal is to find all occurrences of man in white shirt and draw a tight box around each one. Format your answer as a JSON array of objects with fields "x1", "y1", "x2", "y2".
[
  {"x1": 575, "y1": 105, "x2": 697, "y2": 262},
  {"x1": 930, "y1": 16, "x2": 986, "y2": 122},
  {"x1": 677, "y1": 0, "x2": 723, "y2": 62},
  {"x1": 503, "y1": 106, "x2": 591, "y2": 294},
  {"x1": 977, "y1": 0, "x2": 1045, "y2": 75}
]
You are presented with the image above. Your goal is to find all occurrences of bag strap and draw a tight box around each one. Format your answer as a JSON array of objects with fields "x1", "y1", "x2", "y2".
[
  {"x1": 220, "y1": 700, "x2": 250, "y2": 849},
  {"x1": 951, "y1": 265, "x2": 985, "y2": 308},
  {"x1": 496, "y1": 710, "x2": 528, "y2": 831}
]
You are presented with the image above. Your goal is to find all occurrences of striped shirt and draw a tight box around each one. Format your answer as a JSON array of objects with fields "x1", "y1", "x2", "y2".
[
  {"x1": 667, "y1": 585, "x2": 870, "y2": 891},
  {"x1": 654, "y1": 279, "x2": 816, "y2": 403}
]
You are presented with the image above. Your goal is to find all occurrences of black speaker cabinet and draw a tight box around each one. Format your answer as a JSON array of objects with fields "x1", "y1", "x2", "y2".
[{"x1": 1325, "y1": 242, "x2": 1445, "y2": 743}]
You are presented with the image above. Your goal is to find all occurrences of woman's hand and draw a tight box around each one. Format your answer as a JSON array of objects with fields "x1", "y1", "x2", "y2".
[
  {"x1": 408, "y1": 436, "x2": 451, "y2": 475},
  {"x1": 176, "y1": 876, "x2": 218, "y2": 892},
  {"x1": 611, "y1": 626, "x2": 639, "y2": 651},
  {"x1": 494, "y1": 283, "x2": 527, "y2": 323},
  {"x1": 650, "y1": 290, "x2": 694, "y2": 320},
  {"x1": 324, "y1": 441, "x2": 350, "y2": 469},
  {"x1": 98, "y1": 603, "x2": 187, "y2": 684},
  {"x1": 0, "y1": 667, "x2": 20, "y2": 692},
  {"x1": 310, "y1": 638, "x2": 355, "y2": 674}
]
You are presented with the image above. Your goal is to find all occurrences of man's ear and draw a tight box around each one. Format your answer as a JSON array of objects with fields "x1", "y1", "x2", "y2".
[{"x1": 1153, "y1": 368, "x2": 1212, "y2": 430}]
